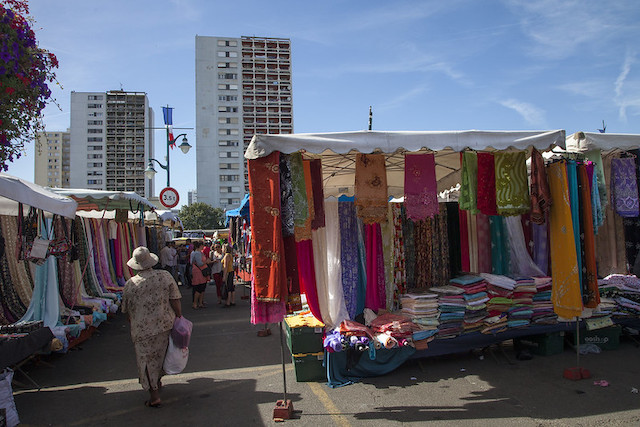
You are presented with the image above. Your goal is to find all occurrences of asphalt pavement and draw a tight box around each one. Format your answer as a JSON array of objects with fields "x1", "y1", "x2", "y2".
[{"x1": 11, "y1": 284, "x2": 640, "y2": 426}]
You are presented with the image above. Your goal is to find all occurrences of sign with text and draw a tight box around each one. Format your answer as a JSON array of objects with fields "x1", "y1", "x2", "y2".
[{"x1": 159, "y1": 187, "x2": 179, "y2": 209}]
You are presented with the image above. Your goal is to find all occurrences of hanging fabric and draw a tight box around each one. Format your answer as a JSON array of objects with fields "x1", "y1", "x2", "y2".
[
  {"x1": 547, "y1": 160, "x2": 582, "y2": 319},
  {"x1": 585, "y1": 149, "x2": 608, "y2": 209},
  {"x1": 504, "y1": 216, "x2": 544, "y2": 277},
  {"x1": 459, "y1": 151, "x2": 479, "y2": 214},
  {"x1": 589, "y1": 163, "x2": 604, "y2": 233},
  {"x1": 578, "y1": 164, "x2": 600, "y2": 308},
  {"x1": 247, "y1": 151, "x2": 287, "y2": 306},
  {"x1": 354, "y1": 153, "x2": 388, "y2": 223},
  {"x1": 567, "y1": 160, "x2": 583, "y2": 287},
  {"x1": 477, "y1": 152, "x2": 498, "y2": 216},
  {"x1": 390, "y1": 203, "x2": 406, "y2": 297},
  {"x1": 309, "y1": 160, "x2": 326, "y2": 230},
  {"x1": 279, "y1": 153, "x2": 295, "y2": 237},
  {"x1": 445, "y1": 202, "x2": 462, "y2": 277},
  {"x1": 404, "y1": 153, "x2": 438, "y2": 220},
  {"x1": 532, "y1": 220, "x2": 549, "y2": 275},
  {"x1": 459, "y1": 208, "x2": 470, "y2": 272},
  {"x1": 595, "y1": 153, "x2": 627, "y2": 274},
  {"x1": 338, "y1": 200, "x2": 359, "y2": 320},
  {"x1": 530, "y1": 148, "x2": 551, "y2": 224},
  {"x1": 494, "y1": 151, "x2": 530, "y2": 216},
  {"x1": 324, "y1": 199, "x2": 349, "y2": 326},
  {"x1": 364, "y1": 223, "x2": 385, "y2": 311},
  {"x1": 611, "y1": 156, "x2": 640, "y2": 218},
  {"x1": 489, "y1": 216, "x2": 509, "y2": 275},
  {"x1": 475, "y1": 212, "x2": 492, "y2": 273}
]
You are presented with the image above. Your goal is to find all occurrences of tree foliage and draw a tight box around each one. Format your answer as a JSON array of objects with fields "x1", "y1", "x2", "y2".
[
  {"x1": 0, "y1": 0, "x2": 58, "y2": 171},
  {"x1": 178, "y1": 202, "x2": 225, "y2": 230}
]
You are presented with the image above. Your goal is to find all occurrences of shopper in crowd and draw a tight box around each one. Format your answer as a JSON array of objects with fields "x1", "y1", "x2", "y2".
[
  {"x1": 122, "y1": 246, "x2": 182, "y2": 409},
  {"x1": 190, "y1": 241, "x2": 211, "y2": 309},
  {"x1": 209, "y1": 242, "x2": 224, "y2": 304},
  {"x1": 222, "y1": 244, "x2": 236, "y2": 308},
  {"x1": 202, "y1": 240, "x2": 212, "y2": 260},
  {"x1": 159, "y1": 241, "x2": 178, "y2": 283}
]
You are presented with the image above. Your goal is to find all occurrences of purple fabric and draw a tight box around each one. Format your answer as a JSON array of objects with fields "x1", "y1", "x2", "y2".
[
  {"x1": 611, "y1": 157, "x2": 640, "y2": 217},
  {"x1": 339, "y1": 201, "x2": 359, "y2": 319},
  {"x1": 532, "y1": 220, "x2": 549, "y2": 275},
  {"x1": 375, "y1": 223, "x2": 386, "y2": 309},
  {"x1": 365, "y1": 223, "x2": 385, "y2": 311}
]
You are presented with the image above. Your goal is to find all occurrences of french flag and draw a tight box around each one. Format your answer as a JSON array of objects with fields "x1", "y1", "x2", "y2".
[{"x1": 162, "y1": 106, "x2": 175, "y2": 148}]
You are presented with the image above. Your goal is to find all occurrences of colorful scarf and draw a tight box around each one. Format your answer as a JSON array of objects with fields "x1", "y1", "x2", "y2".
[
  {"x1": 404, "y1": 153, "x2": 438, "y2": 220},
  {"x1": 578, "y1": 164, "x2": 600, "y2": 308},
  {"x1": 247, "y1": 151, "x2": 288, "y2": 303},
  {"x1": 477, "y1": 152, "x2": 498, "y2": 216},
  {"x1": 494, "y1": 151, "x2": 530, "y2": 216},
  {"x1": 459, "y1": 151, "x2": 478, "y2": 214},
  {"x1": 289, "y1": 152, "x2": 309, "y2": 233},
  {"x1": 567, "y1": 160, "x2": 582, "y2": 287},
  {"x1": 547, "y1": 161, "x2": 582, "y2": 319},
  {"x1": 339, "y1": 201, "x2": 359, "y2": 319},
  {"x1": 611, "y1": 157, "x2": 640, "y2": 218},
  {"x1": 529, "y1": 148, "x2": 551, "y2": 224},
  {"x1": 355, "y1": 153, "x2": 388, "y2": 223},
  {"x1": 279, "y1": 153, "x2": 295, "y2": 237}
]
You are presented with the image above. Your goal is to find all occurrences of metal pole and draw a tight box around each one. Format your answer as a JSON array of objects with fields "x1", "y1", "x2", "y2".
[
  {"x1": 368, "y1": 106, "x2": 373, "y2": 131},
  {"x1": 576, "y1": 317, "x2": 580, "y2": 368},
  {"x1": 279, "y1": 321, "x2": 288, "y2": 402},
  {"x1": 166, "y1": 104, "x2": 171, "y2": 188}
]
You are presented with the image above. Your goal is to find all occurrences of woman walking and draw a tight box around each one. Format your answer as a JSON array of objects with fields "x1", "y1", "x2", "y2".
[
  {"x1": 122, "y1": 246, "x2": 182, "y2": 408},
  {"x1": 190, "y1": 241, "x2": 210, "y2": 309},
  {"x1": 222, "y1": 244, "x2": 236, "y2": 307}
]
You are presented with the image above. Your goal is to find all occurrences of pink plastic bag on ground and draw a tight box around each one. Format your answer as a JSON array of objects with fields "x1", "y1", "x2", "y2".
[{"x1": 170, "y1": 316, "x2": 193, "y2": 349}]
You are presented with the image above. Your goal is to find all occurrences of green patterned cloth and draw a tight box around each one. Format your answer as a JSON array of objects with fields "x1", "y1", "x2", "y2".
[
  {"x1": 494, "y1": 151, "x2": 530, "y2": 216},
  {"x1": 289, "y1": 152, "x2": 309, "y2": 228},
  {"x1": 459, "y1": 151, "x2": 478, "y2": 214}
]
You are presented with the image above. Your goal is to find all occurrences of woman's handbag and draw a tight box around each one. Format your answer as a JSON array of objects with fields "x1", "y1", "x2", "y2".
[
  {"x1": 200, "y1": 264, "x2": 211, "y2": 277},
  {"x1": 163, "y1": 336, "x2": 189, "y2": 375}
]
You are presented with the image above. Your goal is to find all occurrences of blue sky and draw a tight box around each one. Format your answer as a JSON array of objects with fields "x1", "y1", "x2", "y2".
[{"x1": 7, "y1": 0, "x2": 640, "y2": 207}]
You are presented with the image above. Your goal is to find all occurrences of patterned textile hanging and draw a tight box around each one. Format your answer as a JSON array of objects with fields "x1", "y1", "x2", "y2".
[
  {"x1": 279, "y1": 154, "x2": 295, "y2": 237},
  {"x1": 404, "y1": 153, "x2": 439, "y2": 220},
  {"x1": 445, "y1": 202, "x2": 462, "y2": 277},
  {"x1": 548, "y1": 160, "x2": 582, "y2": 319},
  {"x1": 494, "y1": 151, "x2": 530, "y2": 216},
  {"x1": 247, "y1": 151, "x2": 287, "y2": 306},
  {"x1": 459, "y1": 151, "x2": 479, "y2": 214},
  {"x1": 489, "y1": 216, "x2": 509, "y2": 275},
  {"x1": 529, "y1": 148, "x2": 551, "y2": 225},
  {"x1": 567, "y1": 160, "x2": 583, "y2": 287},
  {"x1": 621, "y1": 150, "x2": 640, "y2": 270},
  {"x1": 339, "y1": 201, "x2": 359, "y2": 319},
  {"x1": 0, "y1": 216, "x2": 32, "y2": 307},
  {"x1": 54, "y1": 217, "x2": 77, "y2": 308},
  {"x1": 390, "y1": 203, "x2": 406, "y2": 296},
  {"x1": 578, "y1": 164, "x2": 600, "y2": 308},
  {"x1": 309, "y1": 159, "x2": 326, "y2": 230},
  {"x1": 0, "y1": 219, "x2": 26, "y2": 323},
  {"x1": 611, "y1": 156, "x2": 640, "y2": 218},
  {"x1": 400, "y1": 205, "x2": 415, "y2": 289},
  {"x1": 476, "y1": 212, "x2": 492, "y2": 273},
  {"x1": 477, "y1": 152, "x2": 498, "y2": 216},
  {"x1": 354, "y1": 153, "x2": 388, "y2": 223},
  {"x1": 596, "y1": 153, "x2": 627, "y2": 275},
  {"x1": 364, "y1": 223, "x2": 385, "y2": 311}
]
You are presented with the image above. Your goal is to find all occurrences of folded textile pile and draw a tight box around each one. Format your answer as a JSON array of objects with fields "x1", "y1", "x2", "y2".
[
  {"x1": 450, "y1": 275, "x2": 489, "y2": 333},
  {"x1": 599, "y1": 274, "x2": 640, "y2": 316},
  {"x1": 401, "y1": 293, "x2": 439, "y2": 331},
  {"x1": 531, "y1": 276, "x2": 557, "y2": 324}
]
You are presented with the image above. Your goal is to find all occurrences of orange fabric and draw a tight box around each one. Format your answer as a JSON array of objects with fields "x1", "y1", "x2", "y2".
[
  {"x1": 354, "y1": 153, "x2": 388, "y2": 223},
  {"x1": 294, "y1": 160, "x2": 314, "y2": 242},
  {"x1": 579, "y1": 164, "x2": 600, "y2": 308},
  {"x1": 248, "y1": 152, "x2": 288, "y2": 303},
  {"x1": 548, "y1": 161, "x2": 582, "y2": 319}
]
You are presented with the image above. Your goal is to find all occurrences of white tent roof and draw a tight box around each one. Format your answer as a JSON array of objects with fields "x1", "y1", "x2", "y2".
[
  {"x1": 49, "y1": 188, "x2": 156, "y2": 212},
  {"x1": 565, "y1": 132, "x2": 640, "y2": 152},
  {"x1": 0, "y1": 173, "x2": 78, "y2": 218},
  {"x1": 246, "y1": 130, "x2": 566, "y2": 197}
]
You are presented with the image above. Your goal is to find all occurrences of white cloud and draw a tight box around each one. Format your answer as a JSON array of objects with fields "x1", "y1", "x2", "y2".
[
  {"x1": 615, "y1": 50, "x2": 636, "y2": 121},
  {"x1": 499, "y1": 99, "x2": 546, "y2": 126},
  {"x1": 378, "y1": 85, "x2": 429, "y2": 112}
]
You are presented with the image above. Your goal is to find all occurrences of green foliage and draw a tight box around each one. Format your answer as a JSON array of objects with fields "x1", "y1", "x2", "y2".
[
  {"x1": 0, "y1": 0, "x2": 59, "y2": 171},
  {"x1": 178, "y1": 202, "x2": 225, "y2": 230}
]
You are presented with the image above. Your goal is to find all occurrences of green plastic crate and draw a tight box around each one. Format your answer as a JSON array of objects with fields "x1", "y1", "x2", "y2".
[
  {"x1": 284, "y1": 318, "x2": 324, "y2": 354},
  {"x1": 573, "y1": 325, "x2": 621, "y2": 350},
  {"x1": 292, "y1": 352, "x2": 325, "y2": 382},
  {"x1": 515, "y1": 331, "x2": 565, "y2": 356}
]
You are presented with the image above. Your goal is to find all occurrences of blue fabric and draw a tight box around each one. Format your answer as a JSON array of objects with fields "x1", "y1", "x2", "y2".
[
  {"x1": 325, "y1": 346, "x2": 416, "y2": 388},
  {"x1": 567, "y1": 160, "x2": 583, "y2": 289},
  {"x1": 355, "y1": 217, "x2": 367, "y2": 316},
  {"x1": 19, "y1": 256, "x2": 60, "y2": 328},
  {"x1": 450, "y1": 274, "x2": 483, "y2": 285},
  {"x1": 489, "y1": 216, "x2": 509, "y2": 275},
  {"x1": 225, "y1": 193, "x2": 251, "y2": 226},
  {"x1": 339, "y1": 201, "x2": 359, "y2": 319}
]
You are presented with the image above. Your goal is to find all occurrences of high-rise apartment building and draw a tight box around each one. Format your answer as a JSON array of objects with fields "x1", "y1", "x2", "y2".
[
  {"x1": 34, "y1": 130, "x2": 70, "y2": 188},
  {"x1": 195, "y1": 35, "x2": 293, "y2": 209},
  {"x1": 69, "y1": 90, "x2": 154, "y2": 198}
]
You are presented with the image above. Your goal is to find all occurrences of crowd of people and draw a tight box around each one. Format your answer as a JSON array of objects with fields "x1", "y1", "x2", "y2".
[{"x1": 159, "y1": 238, "x2": 237, "y2": 309}]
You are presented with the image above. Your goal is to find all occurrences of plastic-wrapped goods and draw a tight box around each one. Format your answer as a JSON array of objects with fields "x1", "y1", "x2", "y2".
[
  {"x1": 170, "y1": 316, "x2": 193, "y2": 349},
  {"x1": 0, "y1": 369, "x2": 19, "y2": 427}
]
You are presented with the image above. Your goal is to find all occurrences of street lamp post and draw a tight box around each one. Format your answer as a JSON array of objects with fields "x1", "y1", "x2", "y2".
[{"x1": 144, "y1": 132, "x2": 191, "y2": 188}]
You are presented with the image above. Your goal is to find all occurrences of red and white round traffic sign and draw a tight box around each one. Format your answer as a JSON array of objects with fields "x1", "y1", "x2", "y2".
[{"x1": 159, "y1": 187, "x2": 179, "y2": 208}]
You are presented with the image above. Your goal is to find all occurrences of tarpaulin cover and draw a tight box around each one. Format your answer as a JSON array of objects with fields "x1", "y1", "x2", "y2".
[{"x1": 0, "y1": 173, "x2": 78, "y2": 218}]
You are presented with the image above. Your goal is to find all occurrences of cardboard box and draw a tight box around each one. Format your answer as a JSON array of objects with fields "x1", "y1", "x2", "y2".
[{"x1": 291, "y1": 352, "x2": 325, "y2": 382}]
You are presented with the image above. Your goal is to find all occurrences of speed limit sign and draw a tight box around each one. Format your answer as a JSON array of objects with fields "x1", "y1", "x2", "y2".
[{"x1": 159, "y1": 187, "x2": 179, "y2": 208}]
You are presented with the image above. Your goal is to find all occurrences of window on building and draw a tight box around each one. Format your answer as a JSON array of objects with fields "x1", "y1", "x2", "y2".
[
  {"x1": 87, "y1": 179, "x2": 103, "y2": 185},
  {"x1": 217, "y1": 40, "x2": 237, "y2": 47},
  {"x1": 218, "y1": 117, "x2": 239, "y2": 124},
  {"x1": 218, "y1": 106, "x2": 238, "y2": 113},
  {"x1": 218, "y1": 140, "x2": 239, "y2": 147},
  {"x1": 87, "y1": 95, "x2": 103, "y2": 100},
  {"x1": 87, "y1": 103, "x2": 102, "y2": 108},
  {"x1": 217, "y1": 95, "x2": 238, "y2": 102},
  {"x1": 87, "y1": 154, "x2": 103, "y2": 159},
  {"x1": 87, "y1": 120, "x2": 103, "y2": 125},
  {"x1": 88, "y1": 145, "x2": 103, "y2": 151},
  {"x1": 88, "y1": 129, "x2": 102, "y2": 134},
  {"x1": 87, "y1": 162, "x2": 103, "y2": 168},
  {"x1": 87, "y1": 137, "x2": 103, "y2": 142}
]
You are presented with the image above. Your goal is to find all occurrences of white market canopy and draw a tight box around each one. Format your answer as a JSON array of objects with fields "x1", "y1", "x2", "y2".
[
  {"x1": 246, "y1": 130, "x2": 566, "y2": 197},
  {"x1": 49, "y1": 188, "x2": 156, "y2": 212},
  {"x1": 565, "y1": 131, "x2": 640, "y2": 152},
  {"x1": 0, "y1": 173, "x2": 78, "y2": 218}
]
